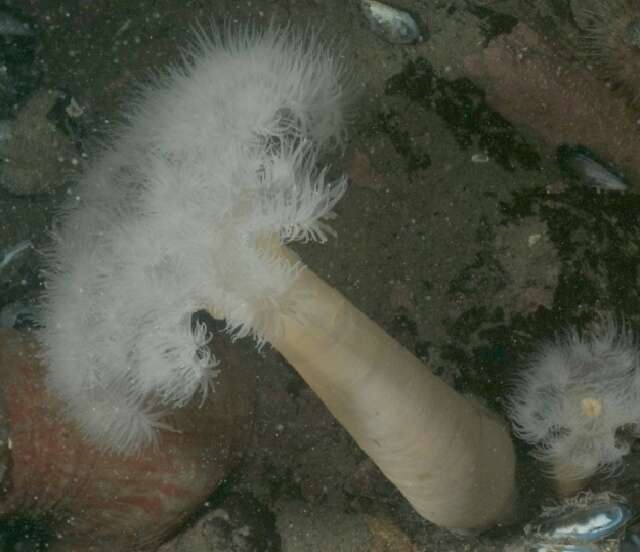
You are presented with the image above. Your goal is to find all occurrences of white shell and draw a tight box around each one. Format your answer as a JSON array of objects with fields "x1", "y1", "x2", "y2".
[{"x1": 360, "y1": 0, "x2": 422, "y2": 44}]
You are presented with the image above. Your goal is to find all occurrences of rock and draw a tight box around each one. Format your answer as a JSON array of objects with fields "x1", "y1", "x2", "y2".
[
  {"x1": 365, "y1": 515, "x2": 414, "y2": 552},
  {"x1": 158, "y1": 493, "x2": 280, "y2": 552},
  {"x1": 463, "y1": 23, "x2": 640, "y2": 185}
]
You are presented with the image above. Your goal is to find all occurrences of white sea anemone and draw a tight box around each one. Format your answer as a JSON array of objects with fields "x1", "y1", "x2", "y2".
[
  {"x1": 38, "y1": 22, "x2": 354, "y2": 455},
  {"x1": 507, "y1": 317, "x2": 640, "y2": 482}
]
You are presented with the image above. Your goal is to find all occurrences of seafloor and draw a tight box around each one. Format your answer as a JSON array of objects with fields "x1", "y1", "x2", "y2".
[{"x1": 1, "y1": 0, "x2": 639, "y2": 550}]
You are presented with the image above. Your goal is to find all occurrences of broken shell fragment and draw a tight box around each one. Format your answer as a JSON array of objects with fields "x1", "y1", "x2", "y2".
[{"x1": 360, "y1": 0, "x2": 423, "y2": 44}]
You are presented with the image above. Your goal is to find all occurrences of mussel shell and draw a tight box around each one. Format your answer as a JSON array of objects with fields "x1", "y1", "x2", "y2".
[
  {"x1": 557, "y1": 144, "x2": 629, "y2": 191},
  {"x1": 526, "y1": 544, "x2": 601, "y2": 551},
  {"x1": 536, "y1": 500, "x2": 632, "y2": 543}
]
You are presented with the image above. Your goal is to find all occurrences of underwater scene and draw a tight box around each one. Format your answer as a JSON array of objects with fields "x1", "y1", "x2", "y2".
[{"x1": 0, "y1": 0, "x2": 640, "y2": 550}]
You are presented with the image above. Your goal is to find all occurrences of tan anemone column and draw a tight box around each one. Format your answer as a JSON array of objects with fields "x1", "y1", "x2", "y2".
[{"x1": 266, "y1": 247, "x2": 516, "y2": 529}]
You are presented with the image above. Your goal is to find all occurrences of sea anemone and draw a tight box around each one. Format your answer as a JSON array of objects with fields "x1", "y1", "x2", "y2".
[
  {"x1": 570, "y1": 0, "x2": 640, "y2": 107},
  {"x1": 38, "y1": 22, "x2": 354, "y2": 455},
  {"x1": 507, "y1": 317, "x2": 640, "y2": 491},
  {"x1": 35, "y1": 21, "x2": 518, "y2": 530}
]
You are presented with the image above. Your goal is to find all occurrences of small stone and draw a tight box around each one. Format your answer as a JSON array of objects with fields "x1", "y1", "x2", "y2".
[
  {"x1": 528, "y1": 234, "x2": 542, "y2": 246},
  {"x1": 365, "y1": 515, "x2": 414, "y2": 552},
  {"x1": 471, "y1": 153, "x2": 490, "y2": 163}
]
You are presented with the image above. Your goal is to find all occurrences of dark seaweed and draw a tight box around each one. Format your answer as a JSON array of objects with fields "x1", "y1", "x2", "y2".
[
  {"x1": 440, "y1": 184, "x2": 640, "y2": 412},
  {"x1": 374, "y1": 110, "x2": 432, "y2": 173},
  {"x1": 465, "y1": 4, "x2": 519, "y2": 43},
  {"x1": 385, "y1": 58, "x2": 541, "y2": 173}
]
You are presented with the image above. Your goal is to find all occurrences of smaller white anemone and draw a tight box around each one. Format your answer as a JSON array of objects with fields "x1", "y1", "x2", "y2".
[{"x1": 507, "y1": 317, "x2": 640, "y2": 482}]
